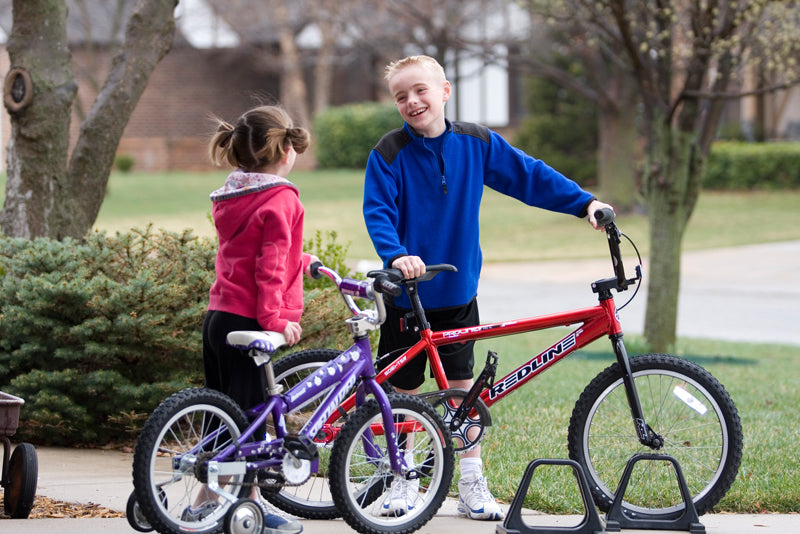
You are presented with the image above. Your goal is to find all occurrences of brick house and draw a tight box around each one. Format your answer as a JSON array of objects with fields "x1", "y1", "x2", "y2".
[{"x1": 0, "y1": 0, "x2": 381, "y2": 173}]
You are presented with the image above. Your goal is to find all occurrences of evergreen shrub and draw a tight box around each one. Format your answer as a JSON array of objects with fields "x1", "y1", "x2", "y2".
[
  {"x1": 0, "y1": 227, "x2": 354, "y2": 446},
  {"x1": 314, "y1": 102, "x2": 402, "y2": 168}
]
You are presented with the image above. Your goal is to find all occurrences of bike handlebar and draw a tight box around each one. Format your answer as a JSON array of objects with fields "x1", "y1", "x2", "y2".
[
  {"x1": 591, "y1": 207, "x2": 642, "y2": 295},
  {"x1": 595, "y1": 207, "x2": 615, "y2": 226},
  {"x1": 373, "y1": 274, "x2": 402, "y2": 297}
]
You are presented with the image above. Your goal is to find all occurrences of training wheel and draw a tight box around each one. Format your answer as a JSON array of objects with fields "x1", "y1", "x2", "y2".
[
  {"x1": 3, "y1": 443, "x2": 38, "y2": 519},
  {"x1": 126, "y1": 490, "x2": 154, "y2": 532},
  {"x1": 224, "y1": 498, "x2": 264, "y2": 534}
]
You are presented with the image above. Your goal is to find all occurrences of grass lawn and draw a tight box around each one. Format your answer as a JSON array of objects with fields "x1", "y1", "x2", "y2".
[
  {"x1": 2, "y1": 169, "x2": 799, "y2": 512},
  {"x1": 466, "y1": 332, "x2": 800, "y2": 513}
]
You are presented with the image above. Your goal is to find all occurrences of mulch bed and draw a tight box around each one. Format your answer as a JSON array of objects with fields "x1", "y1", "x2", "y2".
[{"x1": 1, "y1": 492, "x2": 124, "y2": 519}]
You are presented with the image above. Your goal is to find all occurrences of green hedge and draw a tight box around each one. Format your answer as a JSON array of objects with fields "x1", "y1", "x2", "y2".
[
  {"x1": 0, "y1": 228, "x2": 355, "y2": 446},
  {"x1": 704, "y1": 141, "x2": 800, "y2": 190},
  {"x1": 314, "y1": 102, "x2": 403, "y2": 168}
]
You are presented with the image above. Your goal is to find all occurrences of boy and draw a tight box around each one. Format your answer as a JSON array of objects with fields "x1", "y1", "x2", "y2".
[{"x1": 363, "y1": 55, "x2": 613, "y2": 521}]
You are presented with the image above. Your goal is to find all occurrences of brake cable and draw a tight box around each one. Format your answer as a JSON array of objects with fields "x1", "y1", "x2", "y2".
[{"x1": 616, "y1": 231, "x2": 643, "y2": 312}]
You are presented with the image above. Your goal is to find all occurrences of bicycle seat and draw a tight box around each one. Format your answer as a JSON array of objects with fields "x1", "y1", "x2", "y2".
[{"x1": 226, "y1": 331, "x2": 287, "y2": 354}]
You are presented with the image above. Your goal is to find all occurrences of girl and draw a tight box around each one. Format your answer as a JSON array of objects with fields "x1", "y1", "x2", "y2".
[{"x1": 198, "y1": 105, "x2": 316, "y2": 533}]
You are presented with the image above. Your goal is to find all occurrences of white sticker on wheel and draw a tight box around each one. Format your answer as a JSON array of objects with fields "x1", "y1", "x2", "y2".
[{"x1": 673, "y1": 386, "x2": 708, "y2": 415}]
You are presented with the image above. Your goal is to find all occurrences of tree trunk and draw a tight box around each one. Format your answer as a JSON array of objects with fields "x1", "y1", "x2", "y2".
[
  {"x1": 2, "y1": 0, "x2": 76, "y2": 238},
  {"x1": 64, "y1": 0, "x2": 176, "y2": 239},
  {"x1": 1, "y1": 0, "x2": 176, "y2": 240},
  {"x1": 312, "y1": 19, "x2": 337, "y2": 117},
  {"x1": 643, "y1": 192, "x2": 684, "y2": 351},
  {"x1": 274, "y1": 1, "x2": 310, "y2": 128},
  {"x1": 596, "y1": 77, "x2": 639, "y2": 213},
  {"x1": 641, "y1": 125, "x2": 699, "y2": 352},
  {"x1": 597, "y1": 103, "x2": 638, "y2": 213}
]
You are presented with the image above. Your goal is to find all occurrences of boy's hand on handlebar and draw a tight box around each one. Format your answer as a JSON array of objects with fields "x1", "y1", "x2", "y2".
[
  {"x1": 283, "y1": 322, "x2": 302, "y2": 346},
  {"x1": 586, "y1": 200, "x2": 615, "y2": 230},
  {"x1": 391, "y1": 255, "x2": 426, "y2": 279}
]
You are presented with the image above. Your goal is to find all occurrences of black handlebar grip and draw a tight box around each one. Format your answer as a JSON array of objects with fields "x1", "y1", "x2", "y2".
[
  {"x1": 375, "y1": 277, "x2": 402, "y2": 297},
  {"x1": 595, "y1": 208, "x2": 615, "y2": 226},
  {"x1": 309, "y1": 261, "x2": 324, "y2": 279}
]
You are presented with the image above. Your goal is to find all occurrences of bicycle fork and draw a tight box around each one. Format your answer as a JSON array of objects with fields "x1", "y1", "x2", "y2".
[{"x1": 611, "y1": 334, "x2": 664, "y2": 449}]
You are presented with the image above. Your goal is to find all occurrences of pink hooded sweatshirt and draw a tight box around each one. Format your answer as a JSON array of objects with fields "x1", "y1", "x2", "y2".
[{"x1": 207, "y1": 171, "x2": 311, "y2": 332}]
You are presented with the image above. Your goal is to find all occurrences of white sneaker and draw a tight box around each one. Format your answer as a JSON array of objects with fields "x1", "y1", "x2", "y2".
[
  {"x1": 457, "y1": 474, "x2": 505, "y2": 521},
  {"x1": 379, "y1": 476, "x2": 420, "y2": 516}
]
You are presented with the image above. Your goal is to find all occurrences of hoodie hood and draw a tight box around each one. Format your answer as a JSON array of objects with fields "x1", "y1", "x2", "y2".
[
  {"x1": 210, "y1": 170, "x2": 294, "y2": 201},
  {"x1": 210, "y1": 170, "x2": 299, "y2": 242}
]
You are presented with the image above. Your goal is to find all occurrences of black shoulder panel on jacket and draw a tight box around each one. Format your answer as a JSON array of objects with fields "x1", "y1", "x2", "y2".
[
  {"x1": 452, "y1": 121, "x2": 491, "y2": 143},
  {"x1": 374, "y1": 128, "x2": 413, "y2": 165}
]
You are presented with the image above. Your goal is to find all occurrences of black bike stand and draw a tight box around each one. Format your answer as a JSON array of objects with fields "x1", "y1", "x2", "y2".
[
  {"x1": 496, "y1": 458, "x2": 607, "y2": 534},
  {"x1": 604, "y1": 453, "x2": 705, "y2": 534}
]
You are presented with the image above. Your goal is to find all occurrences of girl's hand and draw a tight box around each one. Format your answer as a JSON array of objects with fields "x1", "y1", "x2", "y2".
[
  {"x1": 304, "y1": 255, "x2": 321, "y2": 277},
  {"x1": 283, "y1": 322, "x2": 302, "y2": 345}
]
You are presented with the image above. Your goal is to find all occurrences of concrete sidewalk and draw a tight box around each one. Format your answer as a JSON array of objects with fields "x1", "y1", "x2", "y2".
[{"x1": 3, "y1": 446, "x2": 796, "y2": 534}]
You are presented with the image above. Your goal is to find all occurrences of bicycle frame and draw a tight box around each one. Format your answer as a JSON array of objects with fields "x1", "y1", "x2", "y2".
[
  {"x1": 327, "y1": 295, "x2": 619, "y2": 418},
  {"x1": 320, "y1": 209, "x2": 657, "y2": 448},
  {"x1": 196, "y1": 335, "x2": 409, "y2": 503}
]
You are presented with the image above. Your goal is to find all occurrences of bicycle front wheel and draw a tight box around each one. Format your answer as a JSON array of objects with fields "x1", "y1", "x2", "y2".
[
  {"x1": 329, "y1": 393, "x2": 454, "y2": 534},
  {"x1": 133, "y1": 388, "x2": 253, "y2": 534},
  {"x1": 568, "y1": 353, "x2": 742, "y2": 519}
]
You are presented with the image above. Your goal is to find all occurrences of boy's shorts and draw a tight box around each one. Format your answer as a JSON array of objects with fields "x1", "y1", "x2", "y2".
[{"x1": 377, "y1": 297, "x2": 479, "y2": 390}]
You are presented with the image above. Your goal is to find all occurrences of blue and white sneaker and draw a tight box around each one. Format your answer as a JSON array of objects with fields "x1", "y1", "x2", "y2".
[
  {"x1": 255, "y1": 499, "x2": 303, "y2": 534},
  {"x1": 180, "y1": 501, "x2": 219, "y2": 522},
  {"x1": 379, "y1": 477, "x2": 420, "y2": 516},
  {"x1": 263, "y1": 512, "x2": 302, "y2": 534},
  {"x1": 457, "y1": 474, "x2": 505, "y2": 521}
]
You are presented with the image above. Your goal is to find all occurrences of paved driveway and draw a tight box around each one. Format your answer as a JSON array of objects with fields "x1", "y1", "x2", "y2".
[{"x1": 478, "y1": 240, "x2": 800, "y2": 346}]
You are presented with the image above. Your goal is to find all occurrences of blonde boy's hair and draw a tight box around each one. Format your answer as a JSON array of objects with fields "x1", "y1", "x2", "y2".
[{"x1": 384, "y1": 55, "x2": 447, "y2": 84}]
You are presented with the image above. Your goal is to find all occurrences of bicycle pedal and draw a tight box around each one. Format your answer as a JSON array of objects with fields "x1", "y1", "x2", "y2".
[{"x1": 282, "y1": 433, "x2": 318, "y2": 461}]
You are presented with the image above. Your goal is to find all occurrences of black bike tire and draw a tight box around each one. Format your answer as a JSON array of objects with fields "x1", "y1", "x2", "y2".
[
  {"x1": 133, "y1": 388, "x2": 253, "y2": 534},
  {"x1": 261, "y1": 348, "x2": 343, "y2": 519},
  {"x1": 329, "y1": 394, "x2": 454, "y2": 534},
  {"x1": 568, "y1": 353, "x2": 742, "y2": 519}
]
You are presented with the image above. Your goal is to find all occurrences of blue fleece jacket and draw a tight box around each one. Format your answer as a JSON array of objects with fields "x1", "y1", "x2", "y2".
[{"x1": 363, "y1": 120, "x2": 594, "y2": 309}]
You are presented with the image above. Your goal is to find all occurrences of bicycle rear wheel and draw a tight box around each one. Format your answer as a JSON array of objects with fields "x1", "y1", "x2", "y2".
[
  {"x1": 261, "y1": 348, "x2": 342, "y2": 519},
  {"x1": 132, "y1": 388, "x2": 253, "y2": 534},
  {"x1": 568, "y1": 353, "x2": 742, "y2": 520},
  {"x1": 329, "y1": 393, "x2": 454, "y2": 534}
]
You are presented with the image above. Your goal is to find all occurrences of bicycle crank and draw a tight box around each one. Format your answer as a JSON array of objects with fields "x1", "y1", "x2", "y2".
[{"x1": 422, "y1": 388, "x2": 491, "y2": 453}]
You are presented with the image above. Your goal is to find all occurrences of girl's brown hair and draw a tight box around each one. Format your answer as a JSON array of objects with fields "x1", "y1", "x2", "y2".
[{"x1": 208, "y1": 105, "x2": 310, "y2": 171}]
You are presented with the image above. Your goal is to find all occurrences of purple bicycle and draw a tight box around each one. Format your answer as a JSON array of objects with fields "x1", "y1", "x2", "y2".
[{"x1": 130, "y1": 266, "x2": 454, "y2": 534}]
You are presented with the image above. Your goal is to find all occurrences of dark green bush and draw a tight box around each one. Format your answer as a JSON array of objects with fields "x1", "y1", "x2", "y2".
[
  {"x1": 0, "y1": 227, "x2": 355, "y2": 446},
  {"x1": 114, "y1": 153, "x2": 135, "y2": 173},
  {"x1": 512, "y1": 66, "x2": 598, "y2": 188},
  {"x1": 0, "y1": 227, "x2": 215, "y2": 445},
  {"x1": 703, "y1": 141, "x2": 800, "y2": 190},
  {"x1": 314, "y1": 102, "x2": 403, "y2": 168}
]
